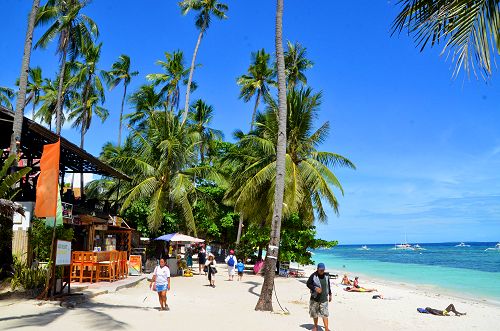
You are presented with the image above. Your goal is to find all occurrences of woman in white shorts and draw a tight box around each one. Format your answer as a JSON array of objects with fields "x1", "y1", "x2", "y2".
[{"x1": 150, "y1": 258, "x2": 171, "y2": 310}]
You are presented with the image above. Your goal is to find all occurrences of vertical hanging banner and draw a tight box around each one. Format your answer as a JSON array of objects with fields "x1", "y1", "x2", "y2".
[{"x1": 34, "y1": 139, "x2": 61, "y2": 221}]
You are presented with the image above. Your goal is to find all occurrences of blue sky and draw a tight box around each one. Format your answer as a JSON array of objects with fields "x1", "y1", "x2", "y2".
[{"x1": 2, "y1": 0, "x2": 500, "y2": 244}]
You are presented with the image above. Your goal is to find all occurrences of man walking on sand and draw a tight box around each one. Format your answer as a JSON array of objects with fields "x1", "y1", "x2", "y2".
[{"x1": 306, "y1": 263, "x2": 332, "y2": 331}]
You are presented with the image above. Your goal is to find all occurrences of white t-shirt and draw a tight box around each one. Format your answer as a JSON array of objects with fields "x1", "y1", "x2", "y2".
[{"x1": 154, "y1": 265, "x2": 171, "y2": 285}]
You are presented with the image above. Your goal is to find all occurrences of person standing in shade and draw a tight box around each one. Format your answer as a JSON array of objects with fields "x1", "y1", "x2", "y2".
[
  {"x1": 150, "y1": 258, "x2": 171, "y2": 311},
  {"x1": 198, "y1": 246, "x2": 206, "y2": 276},
  {"x1": 225, "y1": 250, "x2": 237, "y2": 281},
  {"x1": 306, "y1": 263, "x2": 332, "y2": 331}
]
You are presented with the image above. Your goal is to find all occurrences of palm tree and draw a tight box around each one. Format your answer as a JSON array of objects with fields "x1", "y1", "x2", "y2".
[
  {"x1": 392, "y1": 0, "x2": 500, "y2": 79},
  {"x1": 239, "y1": 90, "x2": 353, "y2": 311},
  {"x1": 179, "y1": 0, "x2": 228, "y2": 125},
  {"x1": 284, "y1": 41, "x2": 313, "y2": 89},
  {"x1": 255, "y1": 0, "x2": 287, "y2": 311},
  {"x1": 35, "y1": 0, "x2": 99, "y2": 134},
  {"x1": 109, "y1": 110, "x2": 205, "y2": 234},
  {"x1": 9, "y1": 0, "x2": 40, "y2": 156},
  {"x1": 127, "y1": 84, "x2": 165, "y2": 130},
  {"x1": 67, "y1": 42, "x2": 109, "y2": 194},
  {"x1": 107, "y1": 54, "x2": 138, "y2": 147},
  {"x1": 146, "y1": 50, "x2": 192, "y2": 112},
  {"x1": 227, "y1": 88, "x2": 354, "y2": 230},
  {"x1": 188, "y1": 99, "x2": 224, "y2": 163},
  {"x1": 68, "y1": 42, "x2": 108, "y2": 150},
  {"x1": 0, "y1": 87, "x2": 14, "y2": 109},
  {"x1": 237, "y1": 49, "x2": 276, "y2": 130},
  {"x1": 26, "y1": 67, "x2": 44, "y2": 120}
]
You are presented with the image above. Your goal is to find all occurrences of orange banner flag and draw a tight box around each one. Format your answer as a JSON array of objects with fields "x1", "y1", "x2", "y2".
[{"x1": 35, "y1": 139, "x2": 61, "y2": 218}]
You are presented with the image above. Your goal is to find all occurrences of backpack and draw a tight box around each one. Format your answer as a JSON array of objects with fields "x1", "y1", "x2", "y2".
[{"x1": 227, "y1": 256, "x2": 235, "y2": 267}]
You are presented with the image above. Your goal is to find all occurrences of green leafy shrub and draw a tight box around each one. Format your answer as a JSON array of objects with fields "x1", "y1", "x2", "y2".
[
  {"x1": 10, "y1": 256, "x2": 47, "y2": 292},
  {"x1": 30, "y1": 217, "x2": 74, "y2": 262}
]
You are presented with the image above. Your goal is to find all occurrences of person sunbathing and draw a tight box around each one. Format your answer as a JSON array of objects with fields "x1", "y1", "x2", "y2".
[
  {"x1": 344, "y1": 286, "x2": 377, "y2": 293},
  {"x1": 341, "y1": 274, "x2": 352, "y2": 286},
  {"x1": 418, "y1": 304, "x2": 466, "y2": 316}
]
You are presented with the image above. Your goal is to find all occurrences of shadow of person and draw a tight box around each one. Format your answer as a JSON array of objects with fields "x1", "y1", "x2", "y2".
[{"x1": 299, "y1": 324, "x2": 325, "y2": 330}]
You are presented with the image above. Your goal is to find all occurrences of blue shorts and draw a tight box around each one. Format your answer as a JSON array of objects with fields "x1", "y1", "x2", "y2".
[{"x1": 156, "y1": 284, "x2": 168, "y2": 292}]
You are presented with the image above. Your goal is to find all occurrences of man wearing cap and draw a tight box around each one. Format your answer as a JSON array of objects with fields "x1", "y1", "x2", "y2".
[
  {"x1": 225, "y1": 249, "x2": 237, "y2": 281},
  {"x1": 306, "y1": 263, "x2": 332, "y2": 331}
]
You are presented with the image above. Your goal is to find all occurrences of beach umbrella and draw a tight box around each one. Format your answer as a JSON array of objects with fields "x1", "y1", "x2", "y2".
[{"x1": 154, "y1": 232, "x2": 204, "y2": 243}]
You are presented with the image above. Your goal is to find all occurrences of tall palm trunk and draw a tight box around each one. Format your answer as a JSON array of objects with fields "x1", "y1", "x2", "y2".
[
  {"x1": 250, "y1": 89, "x2": 261, "y2": 130},
  {"x1": 255, "y1": 0, "x2": 287, "y2": 312},
  {"x1": 236, "y1": 214, "x2": 244, "y2": 244},
  {"x1": 118, "y1": 83, "x2": 127, "y2": 147},
  {"x1": 80, "y1": 84, "x2": 89, "y2": 197},
  {"x1": 55, "y1": 45, "x2": 68, "y2": 135},
  {"x1": 182, "y1": 24, "x2": 205, "y2": 126},
  {"x1": 10, "y1": 0, "x2": 40, "y2": 155},
  {"x1": 32, "y1": 92, "x2": 37, "y2": 120}
]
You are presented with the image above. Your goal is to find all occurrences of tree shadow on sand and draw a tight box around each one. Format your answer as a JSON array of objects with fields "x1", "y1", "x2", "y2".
[
  {"x1": 244, "y1": 281, "x2": 261, "y2": 297},
  {"x1": 0, "y1": 300, "x2": 156, "y2": 330}
]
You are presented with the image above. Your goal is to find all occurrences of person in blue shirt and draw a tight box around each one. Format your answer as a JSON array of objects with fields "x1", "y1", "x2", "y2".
[{"x1": 236, "y1": 259, "x2": 245, "y2": 281}]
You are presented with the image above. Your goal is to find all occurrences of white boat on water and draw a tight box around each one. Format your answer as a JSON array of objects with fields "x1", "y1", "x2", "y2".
[
  {"x1": 455, "y1": 242, "x2": 470, "y2": 247},
  {"x1": 394, "y1": 243, "x2": 414, "y2": 250},
  {"x1": 413, "y1": 244, "x2": 425, "y2": 250},
  {"x1": 357, "y1": 245, "x2": 370, "y2": 251},
  {"x1": 484, "y1": 243, "x2": 500, "y2": 251}
]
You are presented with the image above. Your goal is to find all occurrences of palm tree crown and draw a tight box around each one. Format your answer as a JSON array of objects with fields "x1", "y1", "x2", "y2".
[
  {"x1": 225, "y1": 88, "x2": 355, "y2": 225},
  {"x1": 237, "y1": 49, "x2": 276, "y2": 129},
  {"x1": 284, "y1": 41, "x2": 314, "y2": 88},
  {"x1": 392, "y1": 0, "x2": 500, "y2": 78}
]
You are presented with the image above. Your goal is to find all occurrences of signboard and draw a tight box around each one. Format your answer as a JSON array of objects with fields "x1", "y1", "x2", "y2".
[
  {"x1": 62, "y1": 202, "x2": 73, "y2": 220},
  {"x1": 55, "y1": 240, "x2": 71, "y2": 266},
  {"x1": 128, "y1": 255, "x2": 142, "y2": 275}
]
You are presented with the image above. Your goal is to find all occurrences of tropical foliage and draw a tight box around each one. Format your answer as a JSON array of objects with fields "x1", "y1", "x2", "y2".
[
  {"x1": 5, "y1": 2, "x2": 355, "y2": 298},
  {"x1": 392, "y1": 0, "x2": 500, "y2": 79}
]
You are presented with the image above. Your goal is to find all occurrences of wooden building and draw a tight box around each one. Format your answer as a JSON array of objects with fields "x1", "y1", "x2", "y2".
[{"x1": 0, "y1": 107, "x2": 133, "y2": 262}]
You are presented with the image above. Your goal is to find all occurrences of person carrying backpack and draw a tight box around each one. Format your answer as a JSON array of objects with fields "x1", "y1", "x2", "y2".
[{"x1": 225, "y1": 250, "x2": 237, "y2": 281}]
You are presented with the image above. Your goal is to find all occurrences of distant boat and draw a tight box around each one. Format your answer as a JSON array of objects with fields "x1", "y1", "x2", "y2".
[
  {"x1": 394, "y1": 234, "x2": 414, "y2": 250},
  {"x1": 484, "y1": 243, "x2": 500, "y2": 251},
  {"x1": 357, "y1": 245, "x2": 370, "y2": 251},
  {"x1": 455, "y1": 242, "x2": 470, "y2": 247},
  {"x1": 413, "y1": 244, "x2": 425, "y2": 251},
  {"x1": 394, "y1": 243, "x2": 414, "y2": 250}
]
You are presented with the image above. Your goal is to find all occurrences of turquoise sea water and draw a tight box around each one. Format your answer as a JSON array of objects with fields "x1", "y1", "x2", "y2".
[{"x1": 313, "y1": 242, "x2": 500, "y2": 302}]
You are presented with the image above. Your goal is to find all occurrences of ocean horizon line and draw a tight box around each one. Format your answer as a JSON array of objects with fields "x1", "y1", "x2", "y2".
[{"x1": 334, "y1": 241, "x2": 499, "y2": 246}]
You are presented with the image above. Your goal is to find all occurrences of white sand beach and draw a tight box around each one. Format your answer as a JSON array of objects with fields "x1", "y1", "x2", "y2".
[{"x1": 1, "y1": 265, "x2": 499, "y2": 331}]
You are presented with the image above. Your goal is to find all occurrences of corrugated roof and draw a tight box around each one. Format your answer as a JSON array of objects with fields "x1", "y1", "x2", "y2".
[{"x1": 0, "y1": 107, "x2": 131, "y2": 181}]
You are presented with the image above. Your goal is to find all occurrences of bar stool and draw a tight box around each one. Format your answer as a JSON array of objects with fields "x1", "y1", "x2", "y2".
[
  {"x1": 123, "y1": 251, "x2": 129, "y2": 278},
  {"x1": 110, "y1": 251, "x2": 119, "y2": 281},
  {"x1": 95, "y1": 251, "x2": 114, "y2": 282},
  {"x1": 70, "y1": 252, "x2": 83, "y2": 283},
  {"x1": 80, "y1": 252, "x2": 96, "y2": 283}
]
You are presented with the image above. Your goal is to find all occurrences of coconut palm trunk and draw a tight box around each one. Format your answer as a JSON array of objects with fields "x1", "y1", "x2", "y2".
[
  {"x1": 182, "y1": 24, "x2": 205, "y2": 126},
  {"x1": 255, "y1": 0, "x2": 287, "y2": 312},
  {"x1": 55, "y1": 45, "x2": 68, "y2": 135},
  {"x1": 250, "y1": 89, "x2": 261, "y2": 130},
  {"x1": 236, "y1": 214, "x2": 244, "y2": 244},
  {"x1": 118, "y1": 84, "x2": 127, "y2": 147},
  {"x1": 10, "y1": 0, "x2": 40, "y2": 155}
]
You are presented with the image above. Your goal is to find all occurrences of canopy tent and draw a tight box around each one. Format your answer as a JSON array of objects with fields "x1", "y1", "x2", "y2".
[{"x1": 154, "y1": 233, "x2": 204, "y2": 243}]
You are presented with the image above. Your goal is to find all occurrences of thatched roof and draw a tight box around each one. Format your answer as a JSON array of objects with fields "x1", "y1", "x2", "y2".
[{"x1": 0, "y1": 199, "x2": 24, "y2": 218}]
